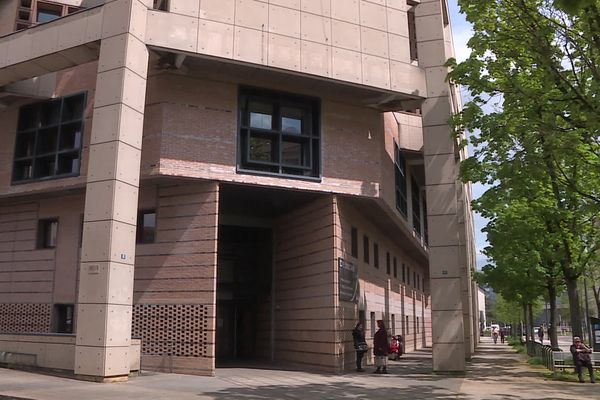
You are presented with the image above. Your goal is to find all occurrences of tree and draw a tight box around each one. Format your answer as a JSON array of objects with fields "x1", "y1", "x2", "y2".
[{"x1": 449, "y1": 0, "x2": 600, "y2": 339}]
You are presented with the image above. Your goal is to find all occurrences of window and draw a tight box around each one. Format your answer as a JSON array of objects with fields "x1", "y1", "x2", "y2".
[
  {"x1": 394, "y1": 142, "x2": 407, "y2": 217},
  {"x1": 386, "y1": 252, "x2": 391, "y2": 275},
  {"x1": 351, "y1": 227, "x2": 358, "y2": 258},
  {"x1": 422, "y1": 277, "x2": 425, "y2": 292},
  {"x1": 153, "y1": 0, "x2": 169, "y2": 10},
  {"x1": 238, "y1": 88, "x2": 320, "y2": 178},
  {"x1": 370, "y1": 312, "x2": 376, "y2": 337},
  {"x1": 391, "y1": 314, "x2": 396, "y2": 334},
  {"x1": 37, "y1": 219, "x2": 58, "y2": 249},
  {"x1": 393, "y1": 257, "x2": 398, "y2": 278},
  {"x1": 363, "y1": 235, "x2": 369, "y2": 264},
  {"x1": 373, "y1": 243, "x2": 379, "y2": 269},
  {"x1": 12, "y1": 93, "x2": 86, "y2": 183},
  {"x1": 54, "y1": 304, "x2": 74, "y2": 333},
  {"x1": 407, "y1": 1, "x2": 418, "y2": 61},
  {"x1": 406, "y1": 315, "x2": 409, "y2": 335},
  {"x1": 411, "y1": 178, "x2": 421, "y2": 235},
  {"x1": 417, "y1": 316, "x2": 420, "y2": 333},
  {"x1": 36, "y1": 2, "x2": 62, "y2": 23},
  {"x1": 402, "y1": 263, "x2": 406, "y2": 283},
  {"x1": 137, "y1": 210, "x2": 156, "y2": 244},
  {"x1": 413, "y1": 271, "x2": 416, "y2": 288},
  {"x1": 423, "y1": 196, "x2": 429, "y2": 245},
  {"x1": 416, "y1": 273, "x2": 420, "y2": 290},
  {"x1": 407, "y1": 266, "x2": 411, "y2": 285}
]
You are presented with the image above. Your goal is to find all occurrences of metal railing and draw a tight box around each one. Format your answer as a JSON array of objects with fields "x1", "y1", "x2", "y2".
[{"x1": 526, "y1": 340, "x2": 555, "y2": 370}]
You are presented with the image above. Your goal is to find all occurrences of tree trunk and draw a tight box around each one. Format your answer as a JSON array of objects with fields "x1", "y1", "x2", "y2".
[
  {"x1": 566, "y1": 277, "x2": 583, "y2": 338},
  {"x1": 548, "y1": 285, "x2": 558, "y2": 349},
  {"x1": 528, "y1": 303, "x2": 535, "y2": 343},
  {"x1": 522, "y1": 303, "x2": 528, "y2": 341}
]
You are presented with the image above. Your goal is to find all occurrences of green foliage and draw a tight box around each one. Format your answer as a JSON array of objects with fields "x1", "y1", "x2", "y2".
[
  {"x1": 527, "y1": 357, "x2": 544, "y2": 365},
  {"x1": 451, "y1": 0, "x2": 600, "y2": 338}
]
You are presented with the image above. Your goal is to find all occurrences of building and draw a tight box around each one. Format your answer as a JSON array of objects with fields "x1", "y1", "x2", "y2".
[{"x1": 0, "y1": 0, "x2": 478, "y2": 381}]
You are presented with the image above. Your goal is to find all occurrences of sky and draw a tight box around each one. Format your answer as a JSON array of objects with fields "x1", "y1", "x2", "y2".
[{"x1": 447, "y1": 0, "x2": 490, "y2": 269}]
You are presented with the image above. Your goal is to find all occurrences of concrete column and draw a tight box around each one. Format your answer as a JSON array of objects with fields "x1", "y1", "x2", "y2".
[
  {"x1": 74, "y1": 0, "x2": 150, "y2": 381},
  {"x1": 416, "y1": 0, "x2": 475, "y2": 372}
]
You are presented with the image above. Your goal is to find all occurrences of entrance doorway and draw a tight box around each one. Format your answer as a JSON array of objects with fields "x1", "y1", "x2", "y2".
[{"x1": 216, "y1": 225, "x2": 272, "y2": 364}]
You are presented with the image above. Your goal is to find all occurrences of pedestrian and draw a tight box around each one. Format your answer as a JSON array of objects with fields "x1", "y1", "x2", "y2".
[
  {"x1": 373, "y1": 320, "x2": 389, "y2": 374},
  {"x1": 538, "y1": 325, "x2": 544, "y2": 343},
  {"x1": 570, "y1": 336, "x2": 595, "y2": 383},
  {"x1": 500, "y1": 328, "x2": 505, "y2": 344},
  {"x1": 352, "y1": 322, "x2": 368, "y2": 372},
  {"x1": 492, "y1": 327, "x2": 498, "y2": 344}
]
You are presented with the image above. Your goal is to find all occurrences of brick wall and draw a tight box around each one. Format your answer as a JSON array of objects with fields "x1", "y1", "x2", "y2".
[
  {"x1": 132, "y1": 181, "x2": 219, "y2": 376},
  {"x1": 273, "y1": 195, "x2": 337, "y2": 371}
]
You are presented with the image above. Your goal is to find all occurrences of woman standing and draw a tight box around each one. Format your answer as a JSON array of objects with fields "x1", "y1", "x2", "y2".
[
  {"x1": 373, "y1": 320, "x2": 389, "y2": 374},
  {"x1": 352, "y1": 322, "x2": 367, "y2": 372}
]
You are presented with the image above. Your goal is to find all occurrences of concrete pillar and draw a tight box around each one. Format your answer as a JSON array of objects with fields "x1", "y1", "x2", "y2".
[
  {"x1": 416, "y1": 0, "x2": 475, "y2": 372},
  {"x1": 74, "y1": 0, "x2": 150, "y2": 381}
]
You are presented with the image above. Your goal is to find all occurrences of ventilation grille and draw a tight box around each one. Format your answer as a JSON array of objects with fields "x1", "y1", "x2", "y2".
[
  {"x1": 132, "y1": 304, "x2": 209, "y2": 357},
  {"x1": 0, "y1": 303, "x2": 51, "y2": 333}
]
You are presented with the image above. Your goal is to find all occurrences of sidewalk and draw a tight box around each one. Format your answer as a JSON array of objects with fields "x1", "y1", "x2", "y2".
[{"x1": 0, "y1": 337, "x2": 596, "y2": 400}]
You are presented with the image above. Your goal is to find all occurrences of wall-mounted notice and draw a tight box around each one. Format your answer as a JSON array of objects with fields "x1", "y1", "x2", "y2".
[{"x1": 338, "y1": 258, "x2": 358, "y2": 302}]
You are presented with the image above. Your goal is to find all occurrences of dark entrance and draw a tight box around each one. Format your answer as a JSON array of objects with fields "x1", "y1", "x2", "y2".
[{"x1": 216, "y1": 225, "x2": 272, "y2": 363}]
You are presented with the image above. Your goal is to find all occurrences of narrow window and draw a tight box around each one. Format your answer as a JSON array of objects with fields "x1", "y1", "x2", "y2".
[
  {"x1": 391, "y1": 314, "x2": 396, "y2": 334},
  {"x1": 363, "y1": 235, "x2": 369, "y2": 264},
  {"x1": 402, "y1": 263, "x2": 406, "y2": 283},
  {"x1": 386, "y1": 252, "x2": 391, "y2": 275},
  {"x1": 407, "y1": 266, "x2": 411, "y2": 285},
  {"x1": 394, "y1": 142, "x2": 408, "y2": 217},
  {"x1": 370, "y1": 312, "x2": 376, "y2": 337},
  {"x1": 373, "y1": 243, "x2": 379, "y2": 269},
  {"x1": 137, "y1": 210, "x2": 156, "y2": 244},
  {"x1": 54, "y1": 304, "x2": 74, "y2": 333},
  {"x1": 351, "y1": 227, "x2": 358, "y2": 258},
  {"x1": 406, "y1": 315, "x2": 410, "y2": 335},
  {"x1": 78, "y1": 214, "x2": 84, "y2": 248},
  {"x1": 417, "y1": 316, "x2": 420, "y2": 333},
  {"x1": 393, "y1": 257, "x2": 398, "y2": 278},
  {"x1": 411, "y1": 178, "x2": 421, "y2": 235},
  {"x1": 413, "y1": 271, "x2": 416, "y2": 288},
  {"x1": 407, "y1": 1, "x2": 418, "y2": 61},
  {"x1": 37, "y1": 219, "x2": 58, "y2": 249},
  {"x1": 422, "y1": 277, "x2": 425, "y2": 292}
]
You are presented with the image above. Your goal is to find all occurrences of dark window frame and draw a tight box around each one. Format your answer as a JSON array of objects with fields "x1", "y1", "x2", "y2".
[
  {"x1": 373, "y1": 243, "x2": 379, "y2": 269},
  {"x1": 402, "y1": 263, "x2": 406, "y2": 283},
  {"x1": 37, "y1": 218, "x2": 58, "y2": 249},
  {"x1": 407, "y1": 0, "x2": 418, "y2": 61},
  {"x1": 136, "y1": 210, "x2": 157, "y2": 244},
  {"x1": 12, "y1": 92, "x2": 86, "y2": 184},
  {"x1": 363, "y1": 235, "x2": 370, "y2": 264},
  {"x1": 393, "y1": 257, "x2": 398, "y2": 278},
  {"x1": 238, "y1": 87, "x2": 321, "y2": 180}
]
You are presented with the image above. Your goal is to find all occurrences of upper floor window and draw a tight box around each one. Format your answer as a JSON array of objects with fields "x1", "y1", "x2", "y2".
[
  {"x1": 15, "y1": 0, "x2": 82, "y2": 31},
  {"x1": 363, "y1": 235, "x2": 370, "y2": 264},
  {"x1": 411, "y1": 177, "x2": 421, "y2": 235},
  {"x1": 373, "y1": 243, "x2": 379, "y2": 269},
  {"x1": 153, "y1": 0, "x2": 169, "y2": 10},
  {"x1": 351, "y1": 227, "x2": 358, "y2": 258},
  {"x1": 238, "y1": 88, "x2": 320, "y2": 178},
  {"x1": 12, "y1": 93, "x2": 86, "y2": 183},
  {"x1": 407, "y1": 0, "x2": 418, "y2": 61},
  {"x1": 394, "y1": 142, "x2": 408, "y2": 217}
]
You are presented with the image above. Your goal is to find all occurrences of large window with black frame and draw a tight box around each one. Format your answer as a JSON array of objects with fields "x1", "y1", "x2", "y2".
[
  {"x1": 12, "y1": 93, "x2": 86, "y2": 183},
  {"x1": 238, "y1": 87, "x2": 320, "y2": 178},
  {"x1": 394, "y1": 142, "x2": 408, "y2": 216}
]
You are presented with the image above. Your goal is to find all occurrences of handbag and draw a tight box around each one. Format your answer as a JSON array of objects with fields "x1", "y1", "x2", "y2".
[{"x1": 357, "y1": 342, "x2": 368, "y2": 352}]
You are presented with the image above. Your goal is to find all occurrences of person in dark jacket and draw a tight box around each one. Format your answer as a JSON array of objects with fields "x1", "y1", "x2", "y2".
[
  {"x1": 570, "y1": 336, "x2": 595, "y2": 383},
  {"x1": 352, "y1": 322, "x2": 367, "y2": 372},
  {"x1": 373, "y1": 319, "x2": 389, "y2": 374}
]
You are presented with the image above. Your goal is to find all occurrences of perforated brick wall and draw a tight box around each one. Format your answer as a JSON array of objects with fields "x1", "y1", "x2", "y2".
[
  {"x1": 132, "y1": 304, "x2": 210, "y2": 357},
  {"x1": 0, "y1": 303, "x2": 51, "y2": 333}
]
